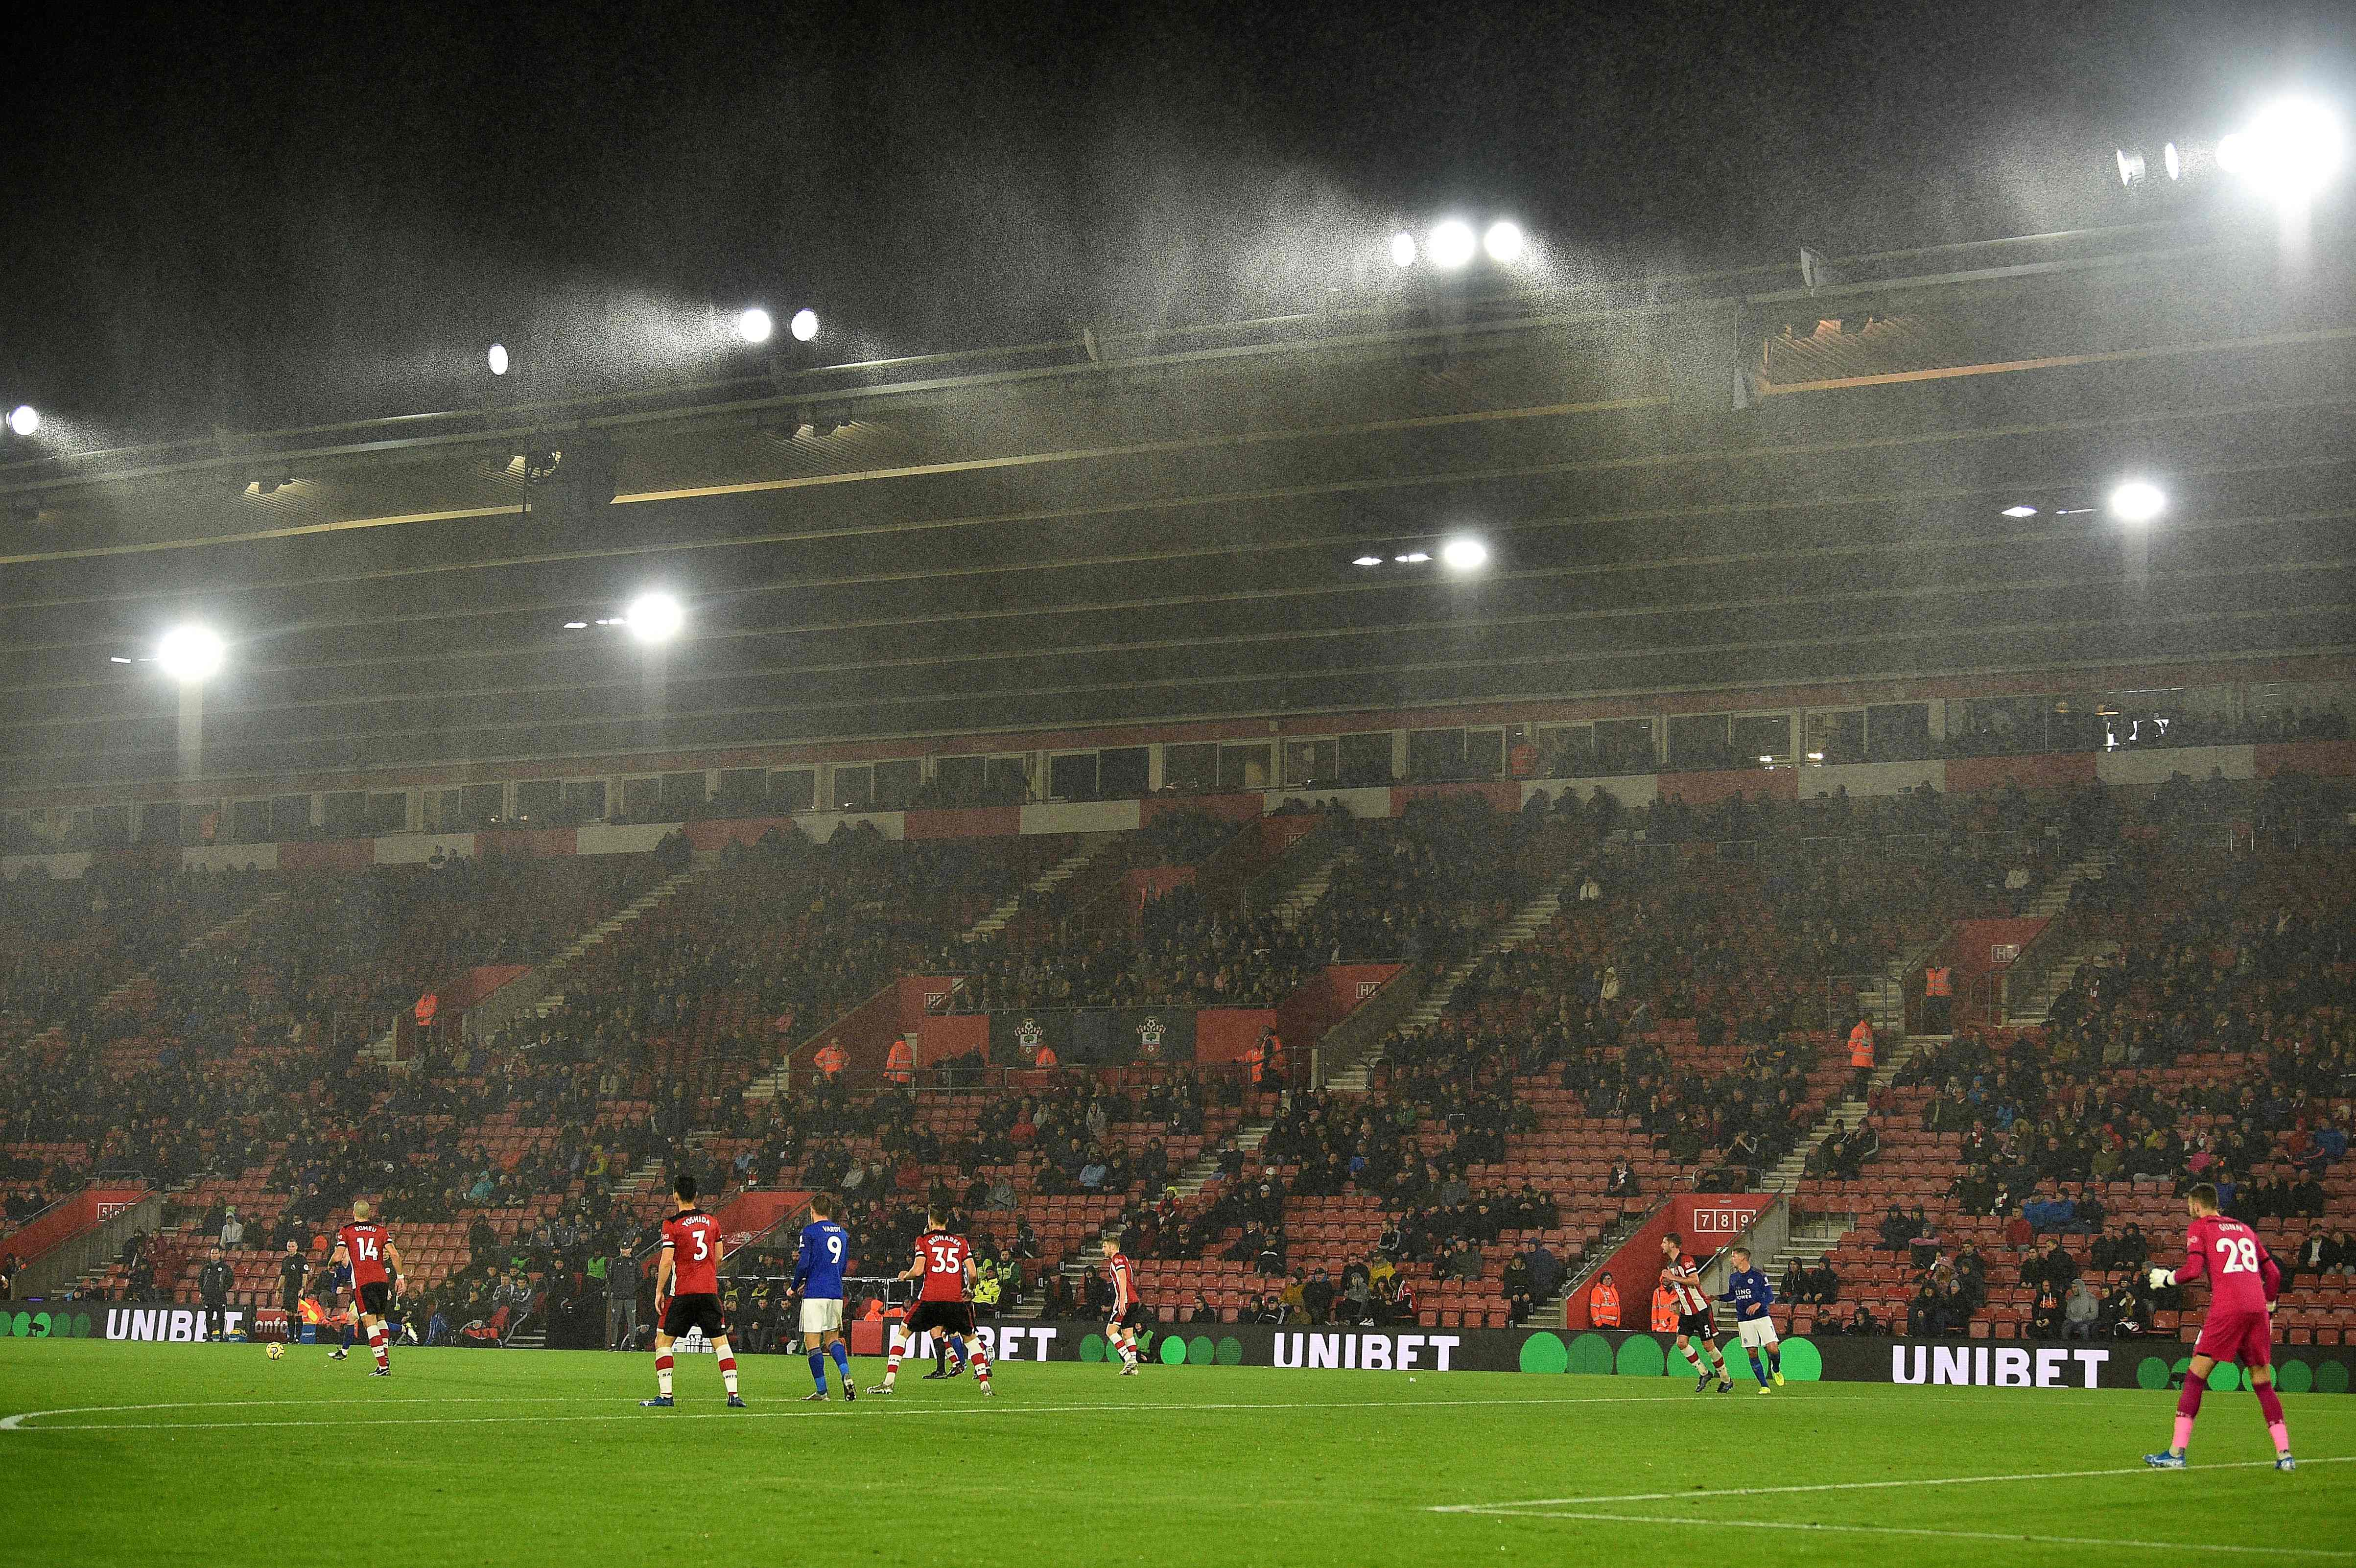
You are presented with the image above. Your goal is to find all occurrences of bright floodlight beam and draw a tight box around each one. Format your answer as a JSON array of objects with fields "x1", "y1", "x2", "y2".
[
  {"x1": 1483, "y1": 221, "x2": 1525, "y2": 262},
  {"x1": 1440, "y1": 536, "x2": 1490, "y2": 571},
  {"x1": 625, "y1": 592, "x2": 685, "y2": 645},
  {"x1": 790, "y1": 308, "x2": 819, "y2": 342},
  {"x1": 487, "y1": 343, "x2": 509, "y2": 376},
  {"x1": 2217, "y1": 99, "x2": 2346, "y2": 201},
  {"x1": 1427, "y1": 219, "x2": 1476, "y2": 270},
  {"x1": 735, "y1": 307, "x2": 775, "y2": 345},
  {"x1": 6, "y1": 404, "x2": 37, "y2": 437},
  {"x1": 2108, "y1": 481, "x2": 2166, "y2": 524},
  {"x1": 156, "y1": 625, "x2": 226, "y2": 683},
  {"x1": 1389, "y1": 231, "x2": 1416, "y2": 267}
]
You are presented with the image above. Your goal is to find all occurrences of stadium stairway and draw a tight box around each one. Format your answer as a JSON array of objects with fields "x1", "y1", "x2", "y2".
[
  {"x1": 2021, "y1": 846, "x2": 2117, "y2": 920},
  {"x1": 1265, "y1": 843, "x2": 1354, "y2": 931},
  {"x1": 25, "y1": 886, "x2": 293, "y2": 1055},
  {"x1": 362, "y1": 854, "x2": 719, "y2": 1065},
  {"x1": 963, "y1": 836, "x2": 1118, "y2": 940},
  {"x1": 1758, "y1": 1033, "x2": 1937, "y2": 1198},
  {"x1": 1320, "y1": 879, "x2": 1567, "y2": 1094},
  {"x1": 2002, "y1": 937, "x2": 2122, "y2": 1027}
]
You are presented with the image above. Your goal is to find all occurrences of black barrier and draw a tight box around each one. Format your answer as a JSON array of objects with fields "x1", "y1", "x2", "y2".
[
  {"x1": 959, "y1": 1322, "x2": 2356, "y2": 1393},
  {"x1": 987, "y1": 1009, "x2": 1197, "y2": 1065}
]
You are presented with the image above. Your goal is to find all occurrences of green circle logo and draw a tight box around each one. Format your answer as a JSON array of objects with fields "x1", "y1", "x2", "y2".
[
  {"x1": 1078, "y1": 1334, "x2": 1106, "y2": 1362},
  {"x1": 1615, "y1": 1334, "x2": 1666, "y2": 1378},
  {"x1": 2317, "y1": 1360, "x2": 2349, "y2": 1395},
  {"x1": 1215, "y1": 1336, "x2": 1243, "y2": 1366},
  {"x1": 1186, "y1": 1335, "x2": 1215, "y2": 1365},
  {"x1": 0, "y1": 1312, "x2": 12, "y2": 1338},
  {"x1": 1158, "y1": 1335, "x2": 1188, "y2": 1366},
  {"x1": 2276, "y1": 1359, "x2": 2314, "y2": 1395},
  {"x1": 2209, "y1": 1361, "x2": 2241, "y2": 1394},
  {"x1": 1517, "y1": 1333, "x2": 1569, "y2": 1375},
  {"x1": 27, "y1": 1313, "x2": 48, "y2": 1339},
  {"x1": 2137, "y1": 1357, "x2": 2170, "y2": 1389},
  {"x1": 1778, "y1": 1337, "x2": 1823, "y2": 1382},
  {"x1": 1566, "y1": 1333, "x2": 1613, "y2": 1376}
]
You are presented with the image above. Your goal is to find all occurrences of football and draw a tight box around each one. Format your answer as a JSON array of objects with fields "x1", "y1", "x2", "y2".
[{"x1": 265, "y1": 1342, "x2": 286, "y2": 1361}]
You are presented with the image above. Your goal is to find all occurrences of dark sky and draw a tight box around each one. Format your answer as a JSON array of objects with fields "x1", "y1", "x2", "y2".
[{"x1": 1, "y1": 0, "x2": 2349, "y2": 437}]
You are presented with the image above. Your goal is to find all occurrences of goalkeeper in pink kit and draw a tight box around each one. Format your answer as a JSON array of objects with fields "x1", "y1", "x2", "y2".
[{"x1": 2144, "y1": 1183, "x2": 2294, "y2": 1471}]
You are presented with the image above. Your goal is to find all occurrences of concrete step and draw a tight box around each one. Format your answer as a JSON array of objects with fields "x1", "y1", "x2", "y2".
[{"x1": 1324, "y1": 883, "x2": 1568, "y2": 1092}]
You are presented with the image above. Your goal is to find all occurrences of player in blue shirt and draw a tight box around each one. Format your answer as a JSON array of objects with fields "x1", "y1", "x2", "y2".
[
  {"x1": 793, "y1": 1193, "x2": 856, "y2": 1402},
  {"x1": 1718, "y1": 1245, "x2": 1784, "y2": 1394}
]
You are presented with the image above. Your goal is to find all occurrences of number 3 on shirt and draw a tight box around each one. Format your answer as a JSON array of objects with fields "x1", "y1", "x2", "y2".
[{"x1": 690, "y1": 1231, "x2": 709, "y2": 1262}]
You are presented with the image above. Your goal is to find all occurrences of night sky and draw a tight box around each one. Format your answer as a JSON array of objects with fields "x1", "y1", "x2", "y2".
[{"x1": 2, "y1": 0, "x2": 2349, "y2": 437}]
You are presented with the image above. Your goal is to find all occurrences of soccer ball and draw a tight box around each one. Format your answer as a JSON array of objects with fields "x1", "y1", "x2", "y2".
[{"x1": 265, "y1": 1342, "x2": 286, "y2": 1361}]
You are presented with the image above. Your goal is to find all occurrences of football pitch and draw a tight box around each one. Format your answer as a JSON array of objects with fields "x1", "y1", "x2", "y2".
[{"x1": 2, "y1": 1341, "x2": 2349, "y2": 1567}]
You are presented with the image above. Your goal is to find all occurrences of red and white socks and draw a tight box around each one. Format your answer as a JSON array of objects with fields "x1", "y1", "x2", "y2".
[
  {"x1": 656, "y1": 1351, "x2": 675, "y2": 1400},
  {"x1": 368, "y1": 1321, "x2": 390, "y2": 1372},
  {"x1": 713, "y1": 1337, "x2": 740, "y2": 1398}
]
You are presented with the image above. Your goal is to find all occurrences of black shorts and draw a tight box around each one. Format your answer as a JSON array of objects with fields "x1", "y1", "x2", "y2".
[
  {"x1": 1108, "y1": 1303, "x2": 1147, "y2": 1331},
  {"x1": 357, "y1": 1280, "x2": 393, "y2": 1317},
  {"x1": 906, "y1": 1299, "x2": 976, "y2": 1338},
  {"x1": 1677, "y1": 1310, "x2": 1717, "y2": 1341},
  {"x1": 660, "y1": 1293, "x2": 728, "y2": 1340}
]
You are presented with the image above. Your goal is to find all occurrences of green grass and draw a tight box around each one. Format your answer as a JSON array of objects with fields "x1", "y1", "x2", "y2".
[{"x1": 1, "y1": 1340, "x2": 2349, "y2": 1566}]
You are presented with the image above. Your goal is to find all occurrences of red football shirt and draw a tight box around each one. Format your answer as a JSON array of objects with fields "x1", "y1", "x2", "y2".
[
  {"x1": 915, "y1": 1231, "x2": 971, "y2": 1302},
  {"x1": 2179, "y1": 1215, "x2": 2281, "y2": 1315},
  {"x1": 662, "y1": 1210, "x2": 723, "y2": 1296},
  {"x1": 1106, "y1": 1251, "x2": 1136, "y2": 1311},
  {"x1": 337, "y1": 1222, "x2": 392, "y2": 1288},
  {"x1": 1664, "y1": 1254, "x2": 1709, "y2": 1315}
]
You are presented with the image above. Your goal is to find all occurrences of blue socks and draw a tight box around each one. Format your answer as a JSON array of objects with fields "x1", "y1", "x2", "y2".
[
  {"x1": 1748, "y1": 1353, "x2": 1768, "y2": 1384},
  {"x1": 808, "y1": 1351, "x2": 828, "y2": 1393},
  {"x1": 829, "y1": 1341, "x2": 850, "y2": 1381}
]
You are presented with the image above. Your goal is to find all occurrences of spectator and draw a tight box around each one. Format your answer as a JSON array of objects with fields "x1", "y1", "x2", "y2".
[
  {"x1": 218, "y1": 1206, "x2": 244, "y2": 1249},
  {"x1": 2063, "y1": 1279, "x2": 2101, "y2": 1340}
]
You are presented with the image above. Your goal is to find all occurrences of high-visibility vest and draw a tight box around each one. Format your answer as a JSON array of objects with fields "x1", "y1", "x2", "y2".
[
  {"x1": 884, "y1": 1039, "x2": 915, "y2": 1084},
  {"x1": 1848, "y1": 1021, "x2": 1876, "y2": 1069},
  {"x1": 1650, "y1": 1285, "x2": 1679, "y2": 1332},
  {"x1": 1033, "y1": 1045, "x2": 1058, "y2": 1069},
  {"x1": 1923, "y1": 965, "x2": 1953, "y2": 998},
  {"x1": 813, "y1": 1042, "x2": 847, "y2": 1076},
  {"x1": 414, "y1": 993, "x2": 438, "y2": 1027},
  {"x1": 1590, "y1": 1283, "x2": 1621, "y2": 1328}
]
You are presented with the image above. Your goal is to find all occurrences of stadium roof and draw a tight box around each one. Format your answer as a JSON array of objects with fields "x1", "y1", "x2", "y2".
[{"x1": 2, "y1": 223, "x2": 2353, "y2": 796}]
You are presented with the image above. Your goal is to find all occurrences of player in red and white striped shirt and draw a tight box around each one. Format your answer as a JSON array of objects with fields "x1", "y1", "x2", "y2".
[
  {"x1": 1104, "y1": 1229, "x2": 1146, "y2": 1376},
  {"x1": 1660, "y1": 1232, "x2": 1732, "y2": 1394}
]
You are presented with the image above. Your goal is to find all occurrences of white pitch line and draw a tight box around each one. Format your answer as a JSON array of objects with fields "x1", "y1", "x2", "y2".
[
  {"x1": 0, "y1": 1394, "x2": 609, "y2": 1431},
  {"x1": 0, "y1": 1388, "x2": 1879, "y2": 1433},
  {"x1": 1464, "y1": 1510, "x2": 2356, "y2": 1560},
  {"x1": 1433, "y1": 1453, "x2": 2356, "y2": 1511}
]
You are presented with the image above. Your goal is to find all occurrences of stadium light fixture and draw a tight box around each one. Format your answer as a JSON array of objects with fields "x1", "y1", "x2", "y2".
[
  {"x1": 790, "y1": 308, "x2": 819, "y2": 342},
  {"x1": 1389, "y1": 231, "x2": 1417, "y2": 268},
  {"x1": 487, "y1": 343, "x2": 510, "y2": 376},
  {"x1": 1394, "y1": 551, "x2": 1431, "y2": 564},
  {"x1": 6, "y1": 404, "x2": 38, "y2": 437},
  {"x1": 563, "y1": 621, "x2": 589, "y2": 630},
  {"x1": 2217, "y1": 99, "x2": 2345, "y2": 203},
  {"x1": 156, "y1": 625, "x2": 226, "y2": 684},
  {"x1": 1440, "y1": 536, "x2": 1490, "y2": 571},
  {"x1": 624, "y1": 591, "x2": 685, "y2": 644},
  {"x1": 1352, "y1": 555, "x2": 1385, "y2": 566},
  {"x1": 1427, "y1": 220, "x2": 1477, "y2": 270},
  {"x1": 2108, "y1": 481, "x2": 2166, "y2": 524},
  {"x1": 734, "y1": 307, "x2": 775, "y2": 346},
  {"x1": 2116, "y1": 148, "x2": 2147, "y2": 188},
  {"x1": 2001, "y1": 505, "x2": 2039, "y2": 518},
  {"x1": 1482, "y1": 221, "x2": 1526, "y2": 263},
  {"x1": 2164, "y1": 141, "x2": 2183, "y2": 181}
]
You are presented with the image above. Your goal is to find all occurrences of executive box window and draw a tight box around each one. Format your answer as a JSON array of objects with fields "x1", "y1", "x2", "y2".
[
  {"x1": 1865, "y1": 703, "x2": 1932, "y2": 762},
  {"x1": 874, "y1": 759, "x2": 921, "y2": 810},
  {"x1": 932, "y1": 755, "x2": 986, "y2": 806},
  {"x1": 1218, "y1": 743, "x2": 1272, "y2": 792},
  {"x1": 369, "y1": 792, "x2": 410, "y2": 834},
  {"x1": 831, "y1": 764, "x2": 873, "y2": 810},
  {"x1": 1731, "y1": 713, "x2": 1792, "y2": 765},
  {"x1": 1164, "y1": 743, "x2": 1216, "y2": 794},
  {"x1": 1050, "y1": 751, "x2": 1099, "y2": 801},
  {"x1": 1338, "y1": 732, "x2": 1394, "y2": 787},
  {"x1": 1284, "y1": 738, "x2": 1338, "y2": 788},
  {"x1": 1593, "y1": 719, "x2": 1656, "y2": 774},
  {"x1": 324, "y1": 791, "x2": 370, "y2": 837},
  {"x1": 769, "y1": 769, "x2": 815, "y2": 814},
  {"x1": 1099, "y1": 747, "x2": 1150, "y2": 799},
  {"x1": 514, "y1": 780, "x2": 564, "y2": 821}
]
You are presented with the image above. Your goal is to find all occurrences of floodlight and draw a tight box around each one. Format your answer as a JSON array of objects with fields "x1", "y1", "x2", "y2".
[
  {"x1": 487, "y1": 343, "x2": 509, "y2": 376},
  {"x1": 1427, "y1": 220, "x2": 1476, "y2": 270},
  {"x1": 735, "y1": 307, "x2": 775, "y2": 345},
  {"x1": 2001, "y1": 505, "x2": 2039, "y2": 518},
  {"x1": 1440, "y1": 536, "x2": 1489, "y2": 571},
  {"x1": 1482, "y1": 221, "x2": 1525, "y2": 262},
  {"x1": 2108, "y1": 481, "x2": 2166, "y2": 523},
  {"x1": 1352, "y1": 555, "x2": 1384, "y2": 566},
  {"x1": 2116, "y1": 148, "x2": 2146, "y2": 187},
  {"x1": 563, "y1": 621, "x2": 589, "y2": 630},
  {"x1": 157, "y1": 625, "x2": 226, "y2": 683},
  {"x1": 1389, "y1": 231, "x2": 1416, "y2": 267},
  {"x1": 625, "y1": 592, "x2": 685, "y2": 644},
  {"x1": 2164, "y1": 141, "x2": 2182, "y2": 180},
  {"x1": 6, "y1": 405, "x2": 37, "y2": 437},
  {"x1": 1395, "y1": 551, "x2": 1431, "y2": 564},
  {"x1": 790, "y1": 308, "x2": 819, "y2": 342},
  {"x1": 2218, "y1": 100, "x2": 2345, "y2": 201}
]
